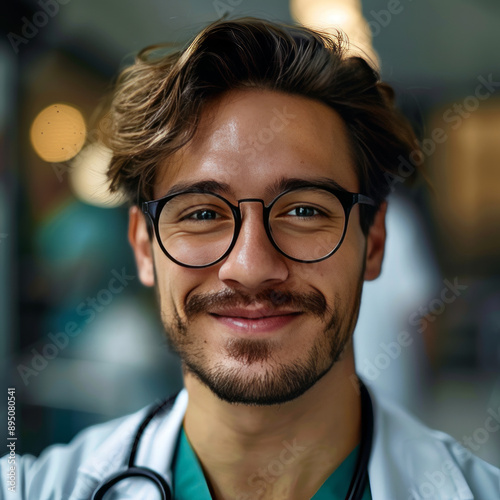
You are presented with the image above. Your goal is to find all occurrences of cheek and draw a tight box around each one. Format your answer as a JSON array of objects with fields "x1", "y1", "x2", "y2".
[
  {"x1": 153, "y1": 249, "x2": 216, "y2": 314},
  {"x1": 152, "y1": 249, "x2": 185, "y2": 313},
  {"x1": 307, "y1": 239, "x2": 366, "y2": 301}
]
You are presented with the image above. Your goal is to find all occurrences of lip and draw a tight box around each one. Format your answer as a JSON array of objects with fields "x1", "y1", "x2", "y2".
[
  {"x1": 210, "y1": 307, "x2": 300, "y2": 319},
  {"x1": 209, "y1": 308, "x2": 302, "y2": 334}
]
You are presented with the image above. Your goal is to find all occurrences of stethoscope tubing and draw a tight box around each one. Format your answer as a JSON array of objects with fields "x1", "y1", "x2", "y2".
[
  {"x1": 346, "y1": 382, "x2": 374, "y2": 500},
  {"x1": 91, "y1": 394, "x2": 178, "y2": 500},
  {"x1": 92, "y1": 383, "x2": 373, "y2": 500}
]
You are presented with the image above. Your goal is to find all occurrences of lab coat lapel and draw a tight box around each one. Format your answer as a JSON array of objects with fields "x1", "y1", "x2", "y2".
[
  {"x1": 68, "y1": 385, "x2": 479, "y2": 500},
  {"x1": 366, "y1": 384, "x2": 474, "y2": 500},
  {"x1": 69, "y1": 390, "x2": 188, "y2": 500}
]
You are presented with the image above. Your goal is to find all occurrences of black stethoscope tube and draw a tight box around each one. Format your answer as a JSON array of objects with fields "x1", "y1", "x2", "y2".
[
  {"x1": 346, "y1": 382, "x2": 374, "y2": 500},
  {"x1": 91, "y1": 394, "x2": 178, "y2": 500},
  {"x1": 92, "y1": 383, "x2": 373, "y2": 500}
]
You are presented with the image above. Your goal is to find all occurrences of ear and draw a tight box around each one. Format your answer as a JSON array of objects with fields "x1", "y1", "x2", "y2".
[
  {"x1": 128, "y1": 206, "x2": 155, "y2": 287},
  {"x1": 363, "y1": 201, "x2": 387, "y2": 281}
]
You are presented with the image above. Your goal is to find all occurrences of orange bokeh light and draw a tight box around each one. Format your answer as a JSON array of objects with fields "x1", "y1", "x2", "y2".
[{"x1": 30, "y1": 103, "x2": 86, "y2": 162}]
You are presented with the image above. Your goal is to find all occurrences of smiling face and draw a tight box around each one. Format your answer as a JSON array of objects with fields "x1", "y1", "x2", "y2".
[{"x1": 129, "y1": 89, "x2": 386, "y2": 406}]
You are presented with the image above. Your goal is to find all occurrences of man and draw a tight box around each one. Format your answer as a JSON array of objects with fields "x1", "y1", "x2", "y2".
[{"x1": 2, "y1": 17, "x2": 500, "y2": 500}]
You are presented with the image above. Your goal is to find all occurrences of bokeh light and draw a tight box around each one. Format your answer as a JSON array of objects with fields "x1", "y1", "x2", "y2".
[
  {"x1": 30, "y1": 103, "x2": 87, "y2": 163},
  {"x1": 290, "y1": 0, "x2": 379, "y2": 67},
  {"x1": 69, "y1": 141, "x2": 126, "y2": 207}
]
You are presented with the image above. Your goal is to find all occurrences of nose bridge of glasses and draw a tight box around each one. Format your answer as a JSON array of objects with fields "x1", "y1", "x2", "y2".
[
  {"x1": 237, "y1": 197, "x2": 267, "y2": 207},
  {"x1": 222, "y1": 196, "x2": 294, "y2": 276},
  {"x1": 236, "y1": 197, "x2": 268, "y2": 221},
  {"x1": 232, "y1": 198, "x2": 273, "y2": 251}
]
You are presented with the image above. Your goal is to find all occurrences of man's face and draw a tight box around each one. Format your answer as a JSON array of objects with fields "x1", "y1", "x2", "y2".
[{"x1": 130, "y1": 89, "x2": 385, "y2": 406}]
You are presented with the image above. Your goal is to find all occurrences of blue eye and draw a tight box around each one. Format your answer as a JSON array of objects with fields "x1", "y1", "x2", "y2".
[
  {"x1": 287, "y1": 206, "x2": 319, "y2": 217},
  {"x1": 188, "y1": 210, "x2": 220, "y2": 220}
]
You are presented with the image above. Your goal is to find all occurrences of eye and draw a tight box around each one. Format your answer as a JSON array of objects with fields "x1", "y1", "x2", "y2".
[
  {"x1": 185, "y1": 209, "x2": 221, "y2": 221},
  {"x1": 286, "y1": 206, "x2": 321, "y2": 218}
]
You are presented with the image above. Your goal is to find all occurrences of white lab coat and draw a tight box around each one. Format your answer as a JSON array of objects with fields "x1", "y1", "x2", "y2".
[{"x1": 2, "y1": 385, "x2": 499, "y2": 499}]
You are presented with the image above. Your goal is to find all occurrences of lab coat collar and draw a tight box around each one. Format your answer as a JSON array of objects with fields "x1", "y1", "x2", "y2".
[
  {"x1": 71, "y1": 387, "x2": 476, "y2": 500},
  {"x1": 366, "y1": 383, "x2": 474, "y2": 500},
  {"x1": 70, "y1": 391, "x2": 188, "y2": 499}
]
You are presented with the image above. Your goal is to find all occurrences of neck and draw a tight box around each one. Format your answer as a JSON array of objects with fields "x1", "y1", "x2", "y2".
[{"x1": 183, "y1": 348, "x2": 361, "y2": 500}]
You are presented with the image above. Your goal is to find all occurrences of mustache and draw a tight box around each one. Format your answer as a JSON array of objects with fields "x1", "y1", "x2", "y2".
[{"x1": 184, "y1": 288, "x2": 330, "y2": 319}]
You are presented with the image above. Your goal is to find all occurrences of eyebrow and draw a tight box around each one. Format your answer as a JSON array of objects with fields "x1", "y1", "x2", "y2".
[
  {"x1": 264, "y1": 177, "x2": 350, "y2": 199},
  {"x1": 162, "y1": 180, "x2": 236, "y2": 198},
  {"x1": 160, "y1": 176, "x2": 349, "y2": 201}
]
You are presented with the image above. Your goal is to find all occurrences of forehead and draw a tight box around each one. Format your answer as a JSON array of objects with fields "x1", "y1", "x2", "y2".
[{"x1": 154, "y1": 89, "x2": 358, "y2": 199}]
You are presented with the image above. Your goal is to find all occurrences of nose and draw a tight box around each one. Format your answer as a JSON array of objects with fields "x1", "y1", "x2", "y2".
[{"x1": 218, "y1": 201, "x2": 289, "y2": 290}]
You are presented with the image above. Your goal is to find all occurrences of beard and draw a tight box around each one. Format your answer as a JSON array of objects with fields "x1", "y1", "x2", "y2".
[{"x1": 159, "y1": 277, "x2": 363, "y2": 406}]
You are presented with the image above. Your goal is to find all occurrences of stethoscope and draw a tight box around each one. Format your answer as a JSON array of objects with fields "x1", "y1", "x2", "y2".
[{"x1": 92, "y1": 382, "x2": 374, "y2": 500}]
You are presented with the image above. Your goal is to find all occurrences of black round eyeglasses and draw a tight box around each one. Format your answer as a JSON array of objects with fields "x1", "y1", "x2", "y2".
[{"x1": 142, "y1": 185, "x2": 375, "y2": 268}]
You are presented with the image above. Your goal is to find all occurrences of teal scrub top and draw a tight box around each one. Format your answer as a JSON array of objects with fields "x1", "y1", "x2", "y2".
[{"x1": 172, "y1": 426, "x2": 372, "y2": 499}]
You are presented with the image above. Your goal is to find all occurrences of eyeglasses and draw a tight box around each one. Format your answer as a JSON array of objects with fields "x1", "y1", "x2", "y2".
[{"x1": 142, "y1": 185, "x2": 375, "y2": 268}]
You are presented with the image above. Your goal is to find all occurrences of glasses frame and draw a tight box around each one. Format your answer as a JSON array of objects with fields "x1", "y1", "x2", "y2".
[{"x1": 142, "y1": 185, "x2": 376, "y2": 269}]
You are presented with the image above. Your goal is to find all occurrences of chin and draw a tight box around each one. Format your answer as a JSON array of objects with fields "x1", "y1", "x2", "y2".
[{"x1": 183, "y1": 346, "x2": 335, "y2": 406}]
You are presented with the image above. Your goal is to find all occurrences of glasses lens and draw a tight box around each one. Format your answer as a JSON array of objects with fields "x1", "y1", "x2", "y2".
[
  {"x1": 158, "y1": 193, "x2": 235, "y2": 266},
  {"x1": 269, "y1": 188, "x2": 346, "y2": 261}
]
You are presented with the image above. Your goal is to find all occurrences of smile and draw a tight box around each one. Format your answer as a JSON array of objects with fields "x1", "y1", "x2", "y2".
[{"x1": 209, "y1": 308, "x2": 302, "y2": 334}]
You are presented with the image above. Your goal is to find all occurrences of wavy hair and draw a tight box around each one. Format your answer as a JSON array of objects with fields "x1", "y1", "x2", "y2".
[{"x1": 105, "y1": 17, "x2": 418, "y2": 232}]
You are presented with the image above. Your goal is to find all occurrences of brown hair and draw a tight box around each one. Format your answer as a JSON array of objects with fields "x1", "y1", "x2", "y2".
[{"x1": 105, "y1": 17, "x2": 418, "y2": 232}]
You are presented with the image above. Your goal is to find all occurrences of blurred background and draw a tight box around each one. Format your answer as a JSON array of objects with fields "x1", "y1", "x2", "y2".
[{"x1": 1, "y1": 0, "x2": 499, "y2": 467}]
